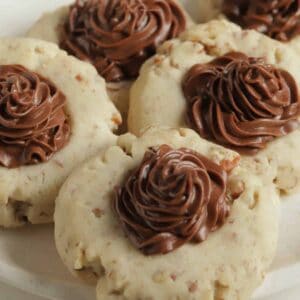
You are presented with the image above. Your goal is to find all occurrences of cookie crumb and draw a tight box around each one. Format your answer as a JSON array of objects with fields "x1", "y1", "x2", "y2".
[
  {"x1": 92, "y1": 208, "x2": 104, "y2": 218},
  {"x1": 34, "y1": 46, "x2": 44, "y2": 54},
  {"x1": 220, "y1": 156, "x2": 240, "y2": 172},
  {"x1": 154, "y1": 56, "x2": 163, "y2": 65},
  {"x1": 75, "y1": 74, "x2": 83, "y2": 82},
  {"x1": 111, "y1": 113, "x2": 122, "y2": 126},
  {"x1": 187, "y1": 280, "x2": 198, "y2": 293},
  {"x1": 229, "y1": 180, "x2": 245, "y2": 200},
  {"x1": 170, "y1": 273, "x2": 177, "y2": 281}
]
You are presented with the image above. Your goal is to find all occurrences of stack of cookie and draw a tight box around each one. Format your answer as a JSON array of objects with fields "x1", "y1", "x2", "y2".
[{"x1": 0, "y1": 0, "x2": 299, "y2": 299}]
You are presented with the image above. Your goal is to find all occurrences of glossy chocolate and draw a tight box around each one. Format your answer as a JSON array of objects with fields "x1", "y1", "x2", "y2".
[
  {"x1": 60, "y1": 0, "x2": 186, "y2": 82},
  {"x1": 222, "y1": 0, "x2": 300, "y2": 41},
  {"x1": 114, "y1": 145, "x2": 229, "y2": 255},
  {"x1": 182, "y1": 52, "x2": 300, "y2": 154},
  {"x1": 0, "y1": 65, "x2": 70, "y2": 168}
]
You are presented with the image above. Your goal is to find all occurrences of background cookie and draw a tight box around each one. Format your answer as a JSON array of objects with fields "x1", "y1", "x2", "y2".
[
  {"x1": 128, "y1": 20, "x2": 300, "y2": 194},
  {"x1": 27, "y1": 0, "x2": 194, "y2": 130},
  {"x1": 0, "y1": 37, "x2": 120, "y2": 227},
  {"x1": 55, "y1": 127, "x2": 279, "y2": 300},
  {"x1": 194, "y1": 0, "x2": 300, "y2": 53}
]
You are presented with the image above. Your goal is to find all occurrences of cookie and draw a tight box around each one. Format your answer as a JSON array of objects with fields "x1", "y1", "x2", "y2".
[
  {"x1": 27, "y1": 0, "x2": 194, "y2": 128},
  {"x1": 0, "y1": 37, "x2": 121, "y2": 227},
  {"x1": 194, "y1": 0, "x2": 300, "y2": 53},
  {"x1": 128, "y1": 20, "x2": 300, "y2": 194},
  {"x1": 54, "y1": 127, "x2": 279, "y2": 300}
]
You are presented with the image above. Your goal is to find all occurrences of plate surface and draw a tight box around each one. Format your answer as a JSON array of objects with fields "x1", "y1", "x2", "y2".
[{"x1": 0, "y1": 1, "x2": 299, "y2": 299}]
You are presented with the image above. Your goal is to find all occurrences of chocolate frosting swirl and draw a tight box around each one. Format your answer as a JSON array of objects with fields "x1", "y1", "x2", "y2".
[
  {"x1": 182, "y1": 52, "x2": 300, "y2": 154},
  {"x1": 114, "y1": 144, "x2": 229, "y2": 255},
  {"x1": 222, "y1": 0, "x2": 300, "y2": 41},
  {"x1": 0, "y1": 65, "x2": 70, "y2": 168},
  {"x1": 60, "y1": 0, "x2": 186, "y2": 82}
]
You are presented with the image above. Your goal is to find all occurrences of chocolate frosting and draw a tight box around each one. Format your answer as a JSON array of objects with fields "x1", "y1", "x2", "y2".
[
  {"x1": 114, "y1": 144, "x2": 229, "y2": 255},
  {"x1": 60, "y1": 0, "x2": 186, "y2": 82},
  {"x1": 222, "y1": 0, "x2": 300, "y2": 41},
  {"x1": 0, "y1": 65, "x2": 70, "y2": 168},
  {"x1": 182, "y1": 52, "x2": 300, "y2": 154}
]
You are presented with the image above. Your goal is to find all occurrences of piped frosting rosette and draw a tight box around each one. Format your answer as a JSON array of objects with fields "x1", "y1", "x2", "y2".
[{"x1": 0, "y1": 38, "x2": 120, "y2": 227}]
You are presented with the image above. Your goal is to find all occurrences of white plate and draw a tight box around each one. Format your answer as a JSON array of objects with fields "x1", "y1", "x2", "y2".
[{"x1": 0, "y1": 1, "x2": 299, "y2": 299}]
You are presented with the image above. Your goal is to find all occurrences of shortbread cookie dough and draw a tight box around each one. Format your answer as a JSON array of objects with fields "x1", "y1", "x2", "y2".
[
  {"x1": 27, "y1": 0, "x2": 193, "y2": 125},
  {"x1": 195, "y1": 0, "x2": 300, "y2": 53},
  {"x1": 55, "y1": 127, "x2": 279, "y2": 300},
  {"x1": 0, "y1": 37, "x2": 120, "y2": 227},
  {"x1": 128, "y1": 20, "x2": 300, "y2": 194}
]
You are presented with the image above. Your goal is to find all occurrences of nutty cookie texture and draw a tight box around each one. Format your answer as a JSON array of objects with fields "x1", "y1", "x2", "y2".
[
  {"x1": 0, "y1": 38, "x2": 120, "y2": 227},
  {"x1": 54, "y1": 127, "x2": 279, "y2": 300},
  {"x1": 128, "y1": 20, "x2": 300, "y2": 194},
  {"x1": 196, "y1": 0, "x2": 300, "y2": 51},
  {"x1": 27, "y1": 0, "x2": 193, "y2": 128}
]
